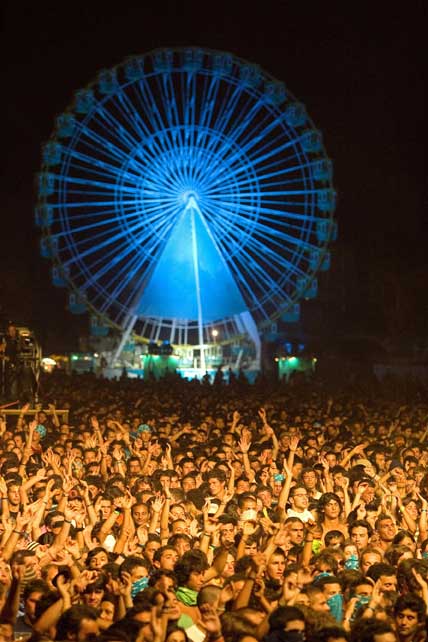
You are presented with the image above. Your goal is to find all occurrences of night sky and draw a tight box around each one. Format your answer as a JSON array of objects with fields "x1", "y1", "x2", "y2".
[{"x1": 2, "y1": 1, "x2": 426, "y2": 352}]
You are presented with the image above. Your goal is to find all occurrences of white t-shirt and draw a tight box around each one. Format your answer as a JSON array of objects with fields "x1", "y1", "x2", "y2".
[{"x1": 286, "y1": 508, "x2": 315, "y2": 523}]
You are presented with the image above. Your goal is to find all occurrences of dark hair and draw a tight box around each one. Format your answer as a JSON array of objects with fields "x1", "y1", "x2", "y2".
[
  {"x1": 311, "y1": 627, "x2": 349, "y2": 642},
  {"x1": 86, "y1": 546, "x2": 110, "y2": 567},
  {"x1": 120, "y1": 556, "x2": 150, "y2": 577},
  {"x1": 148, "y1": 569, "x2": 178, "y2": 589},
  {"x1": 165, "y1": 624, "x2": 189, "y2": 641},
  {"x1": 23, "y1": 579, "x2": 50, "y2": 601},
  {"x1": 313, "y1": 575, "x2": 343, "y2": 590},
  {"x1": 205, "y1": 468, "x2": 226, "y2": 483},
  {"x1": 393, "y1": 592, "x2": 426, "y2": 622},
  {"x1": 392, "y1": 529, "x2": 415, "y2": 546},
  {"x1": 325, "y1": 530, "x2": 345, "y2": 546},
  {"x1": 350, "y1": 619, "x2": 394, "y2": 642},
  {"x1": 268, "y1": 605, "x2": 305, "y2": 631},
  {"x1": 317, "y1": 493, "x2": 343, "y2": 516},
  {"x1": 348, "y1": 519, "x2": 373, "y2": 537},
  {"x1": 56, "y1": 605, "x2": 98, "y2": 640},
  {"x1": 366, "y1": 563, "x2": 396, "y2": 582},
  {"x1": 173, "y1": 550, "x2": 208, "y2": 586},
  {"x1": 83, "y1": 573, "x2": 108, "y2": 594}
]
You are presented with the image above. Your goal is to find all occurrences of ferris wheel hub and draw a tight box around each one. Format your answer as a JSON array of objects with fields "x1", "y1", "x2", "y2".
[{"x1": 182, "y1": 191, "x2": 199, "y2": 206}]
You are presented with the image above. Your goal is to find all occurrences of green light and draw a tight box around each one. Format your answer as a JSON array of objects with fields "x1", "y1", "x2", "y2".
[
  {"x1": 288, "y1": 356, "x2": 298, "y2": 364},
  {"x1": 71, "y1": 355, "x2": 78, "y2": 361}
]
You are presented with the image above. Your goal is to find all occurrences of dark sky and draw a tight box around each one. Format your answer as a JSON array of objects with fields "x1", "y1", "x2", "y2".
[{"x1": 2, "y1": 1, "x2": 426, "y2": 351}]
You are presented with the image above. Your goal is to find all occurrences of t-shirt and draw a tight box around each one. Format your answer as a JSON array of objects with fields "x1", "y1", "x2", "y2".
[{"x1": 286, "y1": 508, "x2": 315, "y2": 523}]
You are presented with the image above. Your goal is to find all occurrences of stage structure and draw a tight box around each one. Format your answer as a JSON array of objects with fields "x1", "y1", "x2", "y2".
[{"x1": 36, "y1": 47, "x2": 337, "y2": 377}]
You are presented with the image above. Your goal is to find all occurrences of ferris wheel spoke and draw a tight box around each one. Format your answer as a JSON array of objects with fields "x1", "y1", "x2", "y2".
[
  {"x1": 59, "y1": 200, "x2": 181, "y2": 270},
  {"x1": 240, "y1": 232, "x2": 309, "y2": 280},
  {"x1": 248, "y1": 214, "x2": 316, "y2": 252},
  {"x1": 196, "y1": 73, "x2": 221, "y2": 132},
  {"x1": 192, "y1": 83, "x2": 245, "y2": 177},
  {"x1": 226, "y1": 242, "x2": 290, "y2": 308},
  {"x1": 204, "y1": 92, "x2": 265, "y2": 165},
  {"x1": 135, "y1": 77, "x2": 186, "y2": 156},
  {"x1": 203, "y1": 150, "x2": 307, "y2": 193},
  {"x1": 246, "y1": 202, "x2": 317, "y2": 228},
  {"x1": 204, "y1": 200, "x2": 315, "y2": 270}
]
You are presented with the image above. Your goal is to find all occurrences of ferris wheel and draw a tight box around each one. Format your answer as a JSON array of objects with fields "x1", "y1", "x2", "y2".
[{"x1": 36, "y1": 47, "x2": 336, "y2": 367}]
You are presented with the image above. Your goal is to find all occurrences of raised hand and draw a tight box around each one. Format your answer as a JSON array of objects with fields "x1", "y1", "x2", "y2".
[
  {"x1": 238, "y1": 433, "x2": 251, "y2": 454},
  {"x1": 198, "y1": 604, "x2": 222, "y2": 639},
  {"x1": 289, "y1": 435, "x2": 300, "y2": 452},
  {"x1": 151, "y1": 495, "x2": 165, "y2": 514}
]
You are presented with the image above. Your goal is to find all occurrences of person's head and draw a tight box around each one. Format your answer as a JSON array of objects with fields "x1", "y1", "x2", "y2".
[
  {"x1": 22, "y1": 579, "x2": 50, "y2": 622},
  {"x1": 237, "y1": 492, "x2": 258, "y2": 519},
  {"x1": 349, "y1": 619, "x2": 396, "y2": 642},
  {"x1": 98, "y1": 495, "x2": 114, "y2": 520},
  {"x1": 82, "y1": 575, "x2": 107, "y2": 609},
  {"x1": 0, "y1": 617, "x2": 13, "y2": 642},
  {"x1": 301, "y1": 468, "x2": 320, "y2": 489},
  {"x1": 365, "y1": 563, "x2": 397, "y2": 593},
  {"x1": 375, "y1": 514, "x2": 397, "y2": 543},
  {"x1": 318, "y1": 493, "x2": 343, "y2": 521},
  {"x1": 143, "y1": 536, "x2": 161, "y2": 564},
  {"x1": 393, "y1": 593, "x2": 426, "y2": 640},
  {"x1": 325, "y1": 531, "x2": 345, "y2": 549},
  {"x1": 311, "y1": 626, "x2": 349, "y2": 642},
  {"x1": 218, "y1": 517, "x2": 237, "y2": 547},
  {"x1": 168, "y1": 533, "x2": 192, "y2": 557},
  {"x1": 132, "y1": 502, "x2": 150, "y2": 526},
  {"x1": 360, "y1": 547, "x2": 383, "y2": 575},
  {"x1": 197, "y1": 583, "x2": 222, "y2": 612},
  {"x1": 0, "y1": 560, "x2": 11, "y2": 587},
  {"x1": 285, "y1": 517, "x2": 305, "y2": 545},
  {"x1": 149, "y1": 569, "x2": 178, "y2": 596},
  {"x1": 164, "y1": 625, "x2": 189, "y2": 642},
  {"x1": 181, "y1": 474, "x2": 197, "y2": 494},
  {"x1": 289, "y1": 485, "x2": 310, "y2": 512},
  {"x1": 266, "y1": 548, "x2": 286, "y2": 583},
  {"x1": 268, "y1": 605, "x2": 306, "y2": 635},
  {"x1": 257, "y1": 485, "x2": 273, "y2": 508},
  {"x1": 56, "y1": 604, "x2": 99, "y2": 641},
  {"x1": 98, "y1": 595, "x2": 117, "y2": 630},
  {"x1": 119, "y1": 556, "x2": 150, "y2": 583},
  {"x1": 153, "y1": 546, "x2": 179, "y2": 571},
  {"x1": 6, "y1": 482, "x2": 21, "y2": 507},
  {"x1": 392, "y1": 530, "x2": 416, "y2": 553},
  {"x1": 316, "y1": 576, "x2": 343, "y2": 600},
  {"x1": 86, "y1": 547, "x2": 110, "y2": 570},
  {"x1": 349, "y1": 576, "x2": 374, "y2": 599},
  {"x1": 349, "y1": 521, "x2": 373, "y2": 552},
  {"x1": 305, "y1": 585, "x2": 330, "y2": 612},
  {"x1": 206, "y1": 469, "x2": 226, "y2": 498},
  {"x1": 173, "y1": 550, "x2": 208, "y2": 591}
]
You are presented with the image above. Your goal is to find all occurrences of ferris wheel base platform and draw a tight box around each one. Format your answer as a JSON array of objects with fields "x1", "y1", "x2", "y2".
[{"x1": 102, "y1": 365, "x2": 259, "y2": 384}]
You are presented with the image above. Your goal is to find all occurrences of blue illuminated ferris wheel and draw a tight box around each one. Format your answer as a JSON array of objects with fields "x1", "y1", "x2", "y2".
[{"x1": 36, "y1": 47, "x2": 336, "y2": 364}]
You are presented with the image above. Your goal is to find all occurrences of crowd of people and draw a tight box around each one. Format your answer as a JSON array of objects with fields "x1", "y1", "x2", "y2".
[{"x1": 0, "y1": 370, "x2": 427, "y2": 642}]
